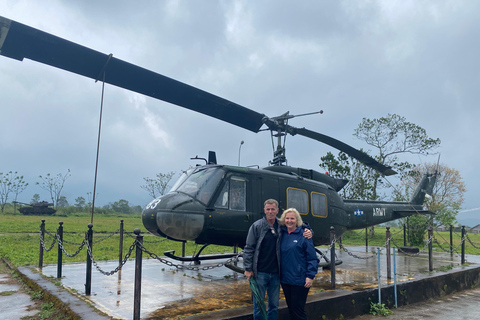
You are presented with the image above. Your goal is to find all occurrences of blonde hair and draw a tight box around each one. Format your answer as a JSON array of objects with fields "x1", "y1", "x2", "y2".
[{"x1": 279, "y1": 208, "x2": 303, "y2": 227}]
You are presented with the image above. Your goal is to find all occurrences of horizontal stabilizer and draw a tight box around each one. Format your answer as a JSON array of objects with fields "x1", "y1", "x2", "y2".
[{"x1": 394, "y1": 210, "x2": 435, "y2": 218}]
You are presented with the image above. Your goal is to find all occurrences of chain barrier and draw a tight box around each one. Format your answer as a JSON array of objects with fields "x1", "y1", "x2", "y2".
[
  {"x1": 38, "y1": 219, "x2": 479, "y2": 281},
  {"x1": 44, "y1": 229, "x2": 57, "y2": 239},
  {"x1": 56, "y1": 233, "x2": 86, "y2": 258},
  {"x1": 92, "y1": 229, "x2": 120, "y2": 244},
  {"x1": 125, "y1": 231, "x2": 169, "y2": 244},
  {"x1": 433, "y1": 230, "x2": 451, "y2": 247},
  {"x1": 338, "y1": 242, "x2": 376, "y2": 260},
  {"x1": 138, "y1": 242, "x2": 242, "y2": 271},
  {"x1": 433, "y1": 238, "x2": 463, "y2": 254},
  {"x1": 391, "y1": 236, "x2": 433, "y2": 256},
  {"x1": 60, "y1": 237, "x2": 85, "y2": 246},
  {"x1": 39, "y1": 227, "x2": 57, "y2": 252},
  {"x1": 390, "y1": 228, "x2": 404, "y2": 236},
  {"x1": 465, "y1": 234, "x2": 480, "y2": 249},
  {"x1": 85, "y1": 235, "x2": 136, "y2": 276},
  {"x1": 453, "y1": 231, "x2": 464, "y2": 238},
  {"x1": 316, "y1": 239, "x2": 336, "y2": 261},
  {"x1": 348, "y1": 229, "x2": 366, "y2": 237}
]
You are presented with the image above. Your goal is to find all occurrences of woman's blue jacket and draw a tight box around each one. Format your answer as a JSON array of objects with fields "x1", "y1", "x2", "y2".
[{"x1": 280, "y1": 225, "x2": 319, "y2": 286}]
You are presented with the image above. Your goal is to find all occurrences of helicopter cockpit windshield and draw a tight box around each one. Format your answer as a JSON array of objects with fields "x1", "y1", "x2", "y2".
[{"x1": 172, "y1": 167, "x2": 225, "y2": 205}]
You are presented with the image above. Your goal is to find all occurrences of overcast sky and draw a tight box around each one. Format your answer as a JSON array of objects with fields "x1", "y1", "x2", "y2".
[{"x1": 1, "y1": 1, "x2": 479, "y2": 223}]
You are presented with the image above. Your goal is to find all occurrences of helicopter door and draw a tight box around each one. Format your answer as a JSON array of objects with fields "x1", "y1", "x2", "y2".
[
  {"x1": 260, "y1": 176, "x2": 280, "y2": 209},
  {"x1": 211, "y1": 175, "x2": 250, "y2": 244}
]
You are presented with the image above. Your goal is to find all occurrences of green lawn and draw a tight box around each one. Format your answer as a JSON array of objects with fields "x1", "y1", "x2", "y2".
[{"x1": 0, "y1": 213, "x2": 233, "y2": 267}]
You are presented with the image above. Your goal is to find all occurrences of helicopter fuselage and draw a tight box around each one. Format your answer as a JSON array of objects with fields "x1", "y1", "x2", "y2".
[{"x1": 142, "y1": 164, "x2": 433, "y2": 247}]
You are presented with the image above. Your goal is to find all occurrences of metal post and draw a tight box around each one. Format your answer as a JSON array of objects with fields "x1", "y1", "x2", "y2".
[
  {"x1": 85, "y1": 223, "x2": 93, "y2": 295},
  {"x1": 461, "y1": 226, "x2": 466, "y2": 265},
  {"x1": 406, "y1": 217, "x2": 410, "y2": 244},
  {"x1": 393, "y1": 250, "x2": 397, "y2": 308},
  {"x1": 386, "y1": 227, "x2": 391, "y2": 280},
  {"x1": 182, "y1": 241, "x2": 186, "y2": 258},
  {"x1": 428, "y1": 228, "x2": 433, "y2": 272},
  {"x1": 119, "y1": 220, "x2": 124, "y2": 268},
  {"x1": 57, "y1": 221, "x2": 63, "y2": 278},
  {"x1": 234, "y1": 245, "x2": 238, "y2": 266},
  {"x1": 365, "y1": 228, "x2": 368, "y2": 252},
  {"x1": 330, "y1": 226, "x2": 336, "y2": 289},
  {"x1": 377, "y1": 248, "x2": 381, "y2": 304},
  {"x1": 450, "y1": 224, "x2": 453, "y2": 254},
  {"x1": 403, "y1": 224, "x2": 407, "y2": 246},
  {"x1": 39, "y1": 219, "x2": 45, "y2": 269},
  {"x1": 133, "y1": 228, "x2": 143, "y2": 320}
]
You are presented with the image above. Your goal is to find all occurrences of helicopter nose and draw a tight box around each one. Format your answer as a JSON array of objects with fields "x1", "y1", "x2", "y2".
[{"x1": 156, "y1": 210, "x2": 204, "y2": 241}]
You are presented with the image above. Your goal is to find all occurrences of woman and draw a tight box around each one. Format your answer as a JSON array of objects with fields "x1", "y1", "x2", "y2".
[{"x1": 279, "y1": 208, "x2": 319, "y2": 320}]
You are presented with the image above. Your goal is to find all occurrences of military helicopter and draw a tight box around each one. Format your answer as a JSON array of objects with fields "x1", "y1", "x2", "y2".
[{"x1": 0, "y1": 16, "x2": 436, "y2": 264}]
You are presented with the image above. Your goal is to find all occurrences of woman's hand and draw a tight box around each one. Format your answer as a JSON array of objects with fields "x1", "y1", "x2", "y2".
[{"x1": 305, "y1": 277, "x2": 313, "y2": 288}]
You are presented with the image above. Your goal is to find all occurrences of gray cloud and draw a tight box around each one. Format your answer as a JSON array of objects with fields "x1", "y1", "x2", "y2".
[{"x1": 1, "y1": 1, "x2": 478, "y2": 223}]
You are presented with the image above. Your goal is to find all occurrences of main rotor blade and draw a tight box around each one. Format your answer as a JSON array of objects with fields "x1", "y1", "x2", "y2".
[
  {"x1": 292, "y1": 127, "x2": 397, "y2": 176},
  {"x1": 0, "y1": 16, "x2": 265, "y2": 132}
]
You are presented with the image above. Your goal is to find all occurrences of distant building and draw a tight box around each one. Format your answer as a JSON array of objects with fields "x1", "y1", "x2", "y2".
[
  {"x1": 436, "y1": 223, "x2": 464, "y2": 232},
  {"x1": 469, "y1": 224, "x2": 480, "y2": 234}
]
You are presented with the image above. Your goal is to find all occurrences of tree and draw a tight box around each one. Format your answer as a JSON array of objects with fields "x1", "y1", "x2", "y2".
[
  {"x1": 0, "y1": 171, "x2": 29, "y2": 213},
  {"x1": 320, "y1": 151, "x2": 376, "y2": 200},
  {"x1": 400, "y1": 163, "x2": 466, "y2": 228},
  {"x1": 57, "y1": 196, "x2": 69, "y2": 208},
  {"x1": 111, "y1": 199, "x2": 131, "y2": 214},
  {"x1": 10, "y1": 174, "x2": 28, "y2": 204},
  {"x1": 353, "y1": 113, "x2": 441, "y2": 198},
  {"x1": 320, "y1": 114, "x2": 441, "y2": 237},
  {"x1": 75, "y1": 196, "x2": 86, "y2": 210},
  {"x1": 320, "y1": 114, "x2": 441, "y2": 200},
  {"x1": 37, "y1": 169, "x2": 71, "y2": 208},
  {"x1": 31, "y1": 193, "x2": 40, "y2": 204},
  {"x1": 141, "y1": 171, "x2": 175, "y2": 199}
]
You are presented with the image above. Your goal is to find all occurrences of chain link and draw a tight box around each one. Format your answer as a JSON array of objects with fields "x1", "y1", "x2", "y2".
[
  {"x1": 85, "y1": 236, "x2": 136, "y2": 276},
  {"x1": 57, "y1": 234, "x2": 86, "y2": 258},
  {"x1": 338, "y1": 242, "x2": 376, "y2": 260},
  {"x1": 465, "y1": 234, "x2": 480, "y2": 249},
  {"x1": 92, "y1": 229, "x2": 120, "y2": 244},
  {"x1": 124, "y1": 231, "x2": 168, "y2": 243},
  {"x1": 44, "y1": 229, "x2": 57, "y2": 239},
  {"x1": 39, "y1": 227, "x2": 57, "y2": 252},
  {"x1": 316, "y1": 239, "x2": 336, "y2": 261},
  {"x1": 138, "y1": 242, "x2": 242, "y2": 271}
]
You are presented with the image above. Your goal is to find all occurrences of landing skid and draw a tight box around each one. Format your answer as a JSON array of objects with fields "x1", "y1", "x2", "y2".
[
  {"x1": 316, "y1": 248, "x2": 343, "y2": 269},
  {"x1": 164, "y1": 243, "x2": 237, "y2": 265}
]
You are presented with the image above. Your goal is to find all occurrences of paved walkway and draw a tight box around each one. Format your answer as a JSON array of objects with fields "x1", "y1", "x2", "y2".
[
  {"x1": 0, "y1": 259, "x2": 42, "y2": 320},
  {"x1": 353, "y1": 286, "x2": 480, "y2": 320}
]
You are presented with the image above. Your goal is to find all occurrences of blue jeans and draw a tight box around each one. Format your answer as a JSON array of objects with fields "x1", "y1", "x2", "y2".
[{"x1": 253, "y1": 272, "x2": 280, "y2": 320}]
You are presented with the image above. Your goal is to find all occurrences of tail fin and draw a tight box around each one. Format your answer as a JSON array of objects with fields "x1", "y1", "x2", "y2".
[{"x1": 410, "y1": 171, "x2": 437, "y2": 205}]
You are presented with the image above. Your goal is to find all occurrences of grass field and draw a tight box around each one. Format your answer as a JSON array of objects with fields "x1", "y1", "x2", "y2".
[
  {"x1": 0, "y1": 212, "x2": 233, "y2": 267},
  {"x1": 2, "y1": 212, "x2": 480, "y2": 267}
]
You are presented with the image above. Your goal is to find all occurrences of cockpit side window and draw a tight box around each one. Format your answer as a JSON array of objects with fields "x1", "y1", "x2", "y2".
[
  {"x1": 214, "y1": 176, "x2": 246, "y2": 211},
  {"x1": 230, "y1": 177, "x2": 246, "y2": 211},
  {"x1": 214, "y1": 181, "x2": 229, "y2": 209}
]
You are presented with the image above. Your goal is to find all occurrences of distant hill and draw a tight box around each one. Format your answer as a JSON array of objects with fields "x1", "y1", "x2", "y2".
[{"x1": 457, "y1": 209, "x2": 480, "y2": 228}]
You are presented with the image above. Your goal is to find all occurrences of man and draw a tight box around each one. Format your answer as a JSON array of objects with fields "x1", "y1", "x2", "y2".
[{"x1": 243, "y1": 199, "x2": 312, "y2": 320}]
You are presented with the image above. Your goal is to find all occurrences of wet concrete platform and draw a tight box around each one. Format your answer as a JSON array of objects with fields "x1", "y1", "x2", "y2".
[{"x1": 39, "y1": 246, "x2": 480, "y2": 319}]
